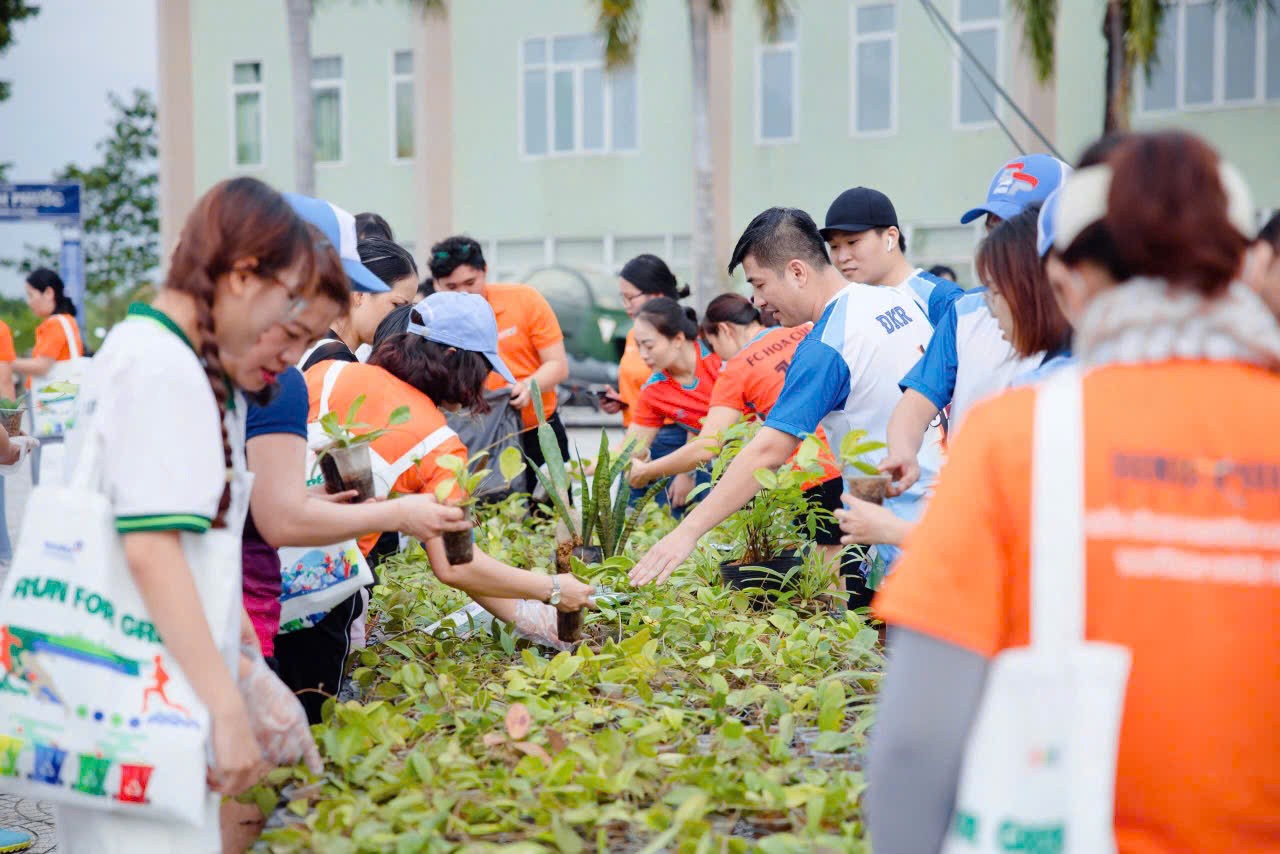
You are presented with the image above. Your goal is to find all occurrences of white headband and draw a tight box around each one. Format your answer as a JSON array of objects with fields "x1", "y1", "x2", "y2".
[{"x1": 1054, "y1": 160, "x2": 1255, "y2": 252}]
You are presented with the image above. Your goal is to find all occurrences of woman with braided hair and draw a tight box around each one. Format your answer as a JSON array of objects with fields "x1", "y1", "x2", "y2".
[{"x1": 57, "y1": 176, "x2": 330, "y2": 853}]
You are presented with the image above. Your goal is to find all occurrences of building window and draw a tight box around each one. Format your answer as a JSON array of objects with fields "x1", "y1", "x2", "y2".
[
  {"x1": 392, "y1": 50, "x2": 414, "y2": 161},
  {"x1": 851, "y1": 3, "x2": 897, "y2": 135},
  {"x1": 757, "y1": 16, "x2": 798, "y2": 142},
  {"x1": 1141, "y1": 0, "x2": 1280, "y2": 112},
  {"x1": 954, "y1": 0, "x2": 1002, "y2": 128},
  {"x1": 520, "y1": 35, "x2": 638, "y2": 157},
  {"x1": 231, "y1": 61, "x2": 264, "y2": 167},
  {"x1": 312, "y1": 55, "x2": 344, "y2": 163}
]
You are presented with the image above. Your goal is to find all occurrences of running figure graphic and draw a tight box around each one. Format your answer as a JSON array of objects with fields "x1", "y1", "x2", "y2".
[{"x1": 141, "y1": 655, "x2": 189, "y2": 716}]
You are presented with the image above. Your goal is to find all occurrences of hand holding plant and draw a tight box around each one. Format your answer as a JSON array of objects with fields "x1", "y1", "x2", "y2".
[{"x1": 840, "y1": 430, "x2": 892, "y2": 506}]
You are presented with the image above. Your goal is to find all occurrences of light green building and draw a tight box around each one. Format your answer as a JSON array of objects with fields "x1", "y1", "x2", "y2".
[{"x1": 156, "y1": 0, "x2": 1280, "y2": 286}]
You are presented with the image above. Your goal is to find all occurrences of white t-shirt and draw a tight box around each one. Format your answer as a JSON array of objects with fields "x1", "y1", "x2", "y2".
[
  {"x1": 765, "y1": 283, "x2": 944, "y2": 564},
  {"x1": 899, "y1": 289, "x2": 1039, "y2": 437},
  {"x1": 65, "y1": 305, "x2": 244, "y2": 533}
]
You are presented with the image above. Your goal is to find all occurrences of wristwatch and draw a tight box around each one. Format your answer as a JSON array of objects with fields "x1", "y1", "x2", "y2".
[{"x1": 547, "y1": 576, "x2": 562, "y2": 606}]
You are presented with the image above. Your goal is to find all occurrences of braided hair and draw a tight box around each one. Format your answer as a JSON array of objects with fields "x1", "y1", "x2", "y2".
[{"x1": 163, "y1": 177, "x2": 316, "y2": 525}]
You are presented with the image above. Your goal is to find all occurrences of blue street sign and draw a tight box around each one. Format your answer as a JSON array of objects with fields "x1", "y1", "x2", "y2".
[{"x1": 0, "y1": 182, "x2": 82, "y2": 224}]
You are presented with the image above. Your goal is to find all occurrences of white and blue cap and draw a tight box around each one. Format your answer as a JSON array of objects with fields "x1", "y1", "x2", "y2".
[
  {"x1": 961, "y1": 154, "x2": 1073, "y2": 224},
  {"x1": 1036, "y1": 188, "x2": 1061, "y2": 257},
  {"x1": 284, "y1": 193, "x2": 389, "y2": 293},
  {"x1": 406, "y1": 292, "x2": 517, "y2": 384}
]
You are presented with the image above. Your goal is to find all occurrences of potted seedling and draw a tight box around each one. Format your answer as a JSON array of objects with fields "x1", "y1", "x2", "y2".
[
  {"x1": 0, "y1": 398, "x2": 25, "y2": 435},
  {"x1": 527, "y1": 381, "x2": 662, "y2": 644},
  {"x1": 709, "y1": 422, "x2": 834, "y2": 597},
  {"x1": 314, "y1": 395, "x2": 410, "y2": 503},
  {"x1": 840, "y1": 430, "x2": 890, "y2": 505},
  {"x1": 435, "y1": 446, "x2": 527, "y2": 566}
]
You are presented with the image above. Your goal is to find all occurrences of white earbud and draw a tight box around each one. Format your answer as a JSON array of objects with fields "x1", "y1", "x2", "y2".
[{"x1": 886, "y1": 240, "x2": 893, "y2": 253}]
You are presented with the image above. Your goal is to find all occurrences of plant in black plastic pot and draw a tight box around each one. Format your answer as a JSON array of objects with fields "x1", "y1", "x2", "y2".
[
  {"x1": 314, "y1": 395, "x2": 410, "y2": 503},
  {"x1": 840, "y1": 429, "x2": 889, "y2": 505},
  {"x1": 705, "y1": 421, "x2": 833, "y2": 597},
  {"x1": 434, "y1": 446, "x2": 526, "y2": 565}
]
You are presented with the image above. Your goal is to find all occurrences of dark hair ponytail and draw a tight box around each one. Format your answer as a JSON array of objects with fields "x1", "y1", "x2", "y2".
[
  {"x1": 26, "y1": 268, "x2": 77, "y2": 317},
  {"x1": 164, "y1": 176, "x2": 317, "y2": 526},
  {"x1": 636, "y1": 296, "x2": 698, "y2": 341},
  {"x1": 699, "y1": 293, "x2": 760, "y2": 338},
  {"x1": 358, "y1": 236, "x2": 418, "y2": 286},
  {"x1": 620, "y1": 254, "x2": 690, "y2": 300}
]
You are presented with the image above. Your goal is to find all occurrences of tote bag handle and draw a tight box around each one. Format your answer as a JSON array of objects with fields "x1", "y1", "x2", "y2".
[
  {"x1": 53, "y1": 314, "x2": 82, "y2": 359},
  {"x1": 1030, "y1": 365, "x2": 1085, "y2": 650}
]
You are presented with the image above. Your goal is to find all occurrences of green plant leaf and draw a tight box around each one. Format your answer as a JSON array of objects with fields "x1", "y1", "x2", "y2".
[
  {"x1": 345, "y1": 394, "x2": 367, "y2": 428},
  {"x1": 387, "y1": 405, "x2": 411, "y2": 426},
  {"x1": 498, "y1": 446, "x2": 526, "y2": 483}
]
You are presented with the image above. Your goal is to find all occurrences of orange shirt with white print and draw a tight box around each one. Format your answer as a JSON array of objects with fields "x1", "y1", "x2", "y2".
[
  {"x1": 28, "y1": 314, "x2": 83, "y2": 389},
  {"x1": 710, "y1": 324, "x2": 841, "y2": 484},
  {"x1": 304, "y1": 361, "x2": 468, "y2": 556},
  {"x1": 617, "y1": 327, "x2": 649, "y2": 427},
  {"x1": 875, "y1": 361, "x2": 1280, "y2": 854},
  {"x1": 481, "y1": 282, "x2": 565, "y2": 428}
]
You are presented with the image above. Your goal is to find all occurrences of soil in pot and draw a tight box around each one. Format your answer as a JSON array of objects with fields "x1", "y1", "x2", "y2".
[
  {"x1": 553, "y1": 544, "x2": 603, "y2": 644},
  {"x1": 319, "y1": 444, "x2": 376, "y2": 503},
  {"x1": 846, "y1": 473, "x2": 891, "y2": 505},
  {"x1": 441, "y1": 506, "x2": 475, "y2": 565},
  {"x1": 0, "y1": 409, "x2": 24, "y2": 436}
]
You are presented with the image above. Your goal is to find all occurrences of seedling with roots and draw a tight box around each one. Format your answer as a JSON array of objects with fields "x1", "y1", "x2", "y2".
[
  {"x1": 313, "y1": 395, "x2": 411, "y2": 503},
  {"x1": 840, "y1": 429, "x2": 891, "y2": 506},
  {"x1": 435, "y1": 446, "x2": 527, "y2": 565}
]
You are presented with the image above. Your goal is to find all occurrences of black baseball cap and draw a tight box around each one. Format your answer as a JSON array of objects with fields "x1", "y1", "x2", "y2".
[{"x1": 820, "y1": 187, "x2": 899, "y2": 239}]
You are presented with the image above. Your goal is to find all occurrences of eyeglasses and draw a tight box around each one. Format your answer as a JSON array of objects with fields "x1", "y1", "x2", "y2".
[{"x1": 620, "y1": 291, "x2": 652, "y2": 306}]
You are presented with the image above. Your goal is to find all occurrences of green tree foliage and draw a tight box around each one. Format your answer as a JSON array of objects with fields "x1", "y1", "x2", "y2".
[
  {"x1": 1, "y1": 89, "x2": 159, "y2": 330},
  {"x1": 0, "y1": 0, "x2": 38, "y2": 103}
]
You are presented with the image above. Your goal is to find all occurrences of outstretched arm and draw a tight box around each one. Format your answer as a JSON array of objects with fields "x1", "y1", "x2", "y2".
[
  {"x1": 629, "y1": 406, "x2": 740, "y2": 486},
  {"x1": 628, "y1": 426, "x2": 799, "y2": 586}
]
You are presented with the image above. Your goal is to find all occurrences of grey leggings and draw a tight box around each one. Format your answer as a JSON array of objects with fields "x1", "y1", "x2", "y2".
[{"x1": 866, "y1": 627, "x2": 989, "y2": 854}]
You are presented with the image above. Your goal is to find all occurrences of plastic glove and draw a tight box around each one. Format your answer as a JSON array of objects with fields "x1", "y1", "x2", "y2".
[
  {"x1": 237, "y1": 646, "x2": 323, "y2": 774},
  {"x1": 0, "y1": 436, "x2": 38, "y2": 474},
  {"x1": 511, "y1": 600, "x2": 572, "y2": 652}
]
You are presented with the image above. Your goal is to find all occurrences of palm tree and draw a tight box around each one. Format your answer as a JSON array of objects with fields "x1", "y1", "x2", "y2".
[
  {"x1": 597, "y1": 0, "x2": 789, "y2": 313},
  {"x1": 284, "y1": 0, "x2": 444, "y2": 196},
  {"x1": 1012, "y1": 0, "x2": 1269, "y2": 134}
]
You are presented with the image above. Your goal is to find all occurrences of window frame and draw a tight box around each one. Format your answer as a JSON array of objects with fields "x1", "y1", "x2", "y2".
[
  {"x1": 311, "y1": 54, "x2": 346, "y2": 167},
  {"x1": 1137, "y1": 0, "x2": 1279, "y2": 114},
  {"x1": 755, "y1": 15, "x2": 800, "y2": 145},
  {"x1": 390, "y1": 49, "x2": 414, "y2": 164},
  {"x1": 952, "y1": 0, "x2": 1004, "y2": 131},
  {"x1": 849, "y1": 1, "x2": 899, "y2": 138},
  {"x1": 229, "y1": 59, "x2": 266, "y2": 170},
  {"x1": 518, "y1": 33, "x2": 641, "y2": 160}
]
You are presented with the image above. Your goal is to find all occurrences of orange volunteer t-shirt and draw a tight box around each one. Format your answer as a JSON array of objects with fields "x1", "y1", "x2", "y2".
[
  {"x1": 0, "y1": 320, "x2": 16, "y2": 362},
  {"x1": 631, "y1": 343, "x2": 722, "y2": 432},
  {"x1": 709, "y1": 325, "x2": 841, "y2": 484},
  {"x1": 481, "y1": 282, "x2": 565, "y2": 428},
  {"x1": 305, "y1": 361, "x2": 468, "y2": 555},
  {"x1": 28, "y1": 314, "x2": 83, "y2": 389},
  {"x1": 875, "y1": 361, "x2": 1280, "y2": 854},
  {"x1": 617, "y1": 327, "x2": 649, "y2": 427}
]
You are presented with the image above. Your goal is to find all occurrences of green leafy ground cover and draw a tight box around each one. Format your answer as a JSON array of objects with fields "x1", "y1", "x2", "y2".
[{"x1": 256, "y1": 494, "x2": 881, "y2": 853}]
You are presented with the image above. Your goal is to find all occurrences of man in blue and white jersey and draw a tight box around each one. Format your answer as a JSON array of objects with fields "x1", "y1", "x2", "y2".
[
  {"x1": 629, "y1": 207, "x2": 941, "y2": 587},
  {"x1": 821, "y1": 186, "x2": 962, "y2": 327},
  {"x1": 880, "y1": 154, "x2": 1071, "y2": 495}
]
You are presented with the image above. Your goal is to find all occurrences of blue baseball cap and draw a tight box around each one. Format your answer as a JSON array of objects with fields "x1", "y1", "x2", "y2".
[
  {"x1": 1036, "y1": 188, "x2": 1061, "y2": 257},
  {"x1": 407, "y1": 292, "x2": 517, "y2": 384},
  {"x1": 961, "y1": 154, "x2": 1073, "y2": 225},
  {"x1": 284, "y1": 193, "x2": 390, "y2": 293}
]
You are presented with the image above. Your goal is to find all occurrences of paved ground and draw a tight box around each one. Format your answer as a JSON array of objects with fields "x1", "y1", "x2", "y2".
[{"x1": 0, "y1": 796, "x2": 55, "y2": 852}]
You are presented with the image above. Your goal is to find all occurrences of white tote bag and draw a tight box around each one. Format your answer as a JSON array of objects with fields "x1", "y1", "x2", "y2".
[
  {"x1": 0, "y1": 426, "x2": 225, "y2": 827},
  {"x1": 942, "y1": 367, "x2": 1132, "y2": 854},
  {"x1": 30, "y1": 315, "x2": 88, "y2": 439},
  {"x1": 277, "y1": 361, "x2": 373, "y2": 632}
]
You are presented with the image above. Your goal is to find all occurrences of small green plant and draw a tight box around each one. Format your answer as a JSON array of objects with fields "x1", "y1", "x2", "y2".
[
  {"x1": 703, "y1": 421, "x2": 832, "y2": 566},
  {"x1": 527, "y1": 380, "x2": 661, "y2": 559},
  {"x1": 315, "y1": 394, "x2": 410, "y2": 453},
  {"x1": 0, "y1": 398, "x2": 20, "y2": 411},
  {"x1": 839, "y1": 429, "x2": 887, "y2": 475},
  {"x1": 435, "y1": 446, "x2": 526, "y2": 507}
]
